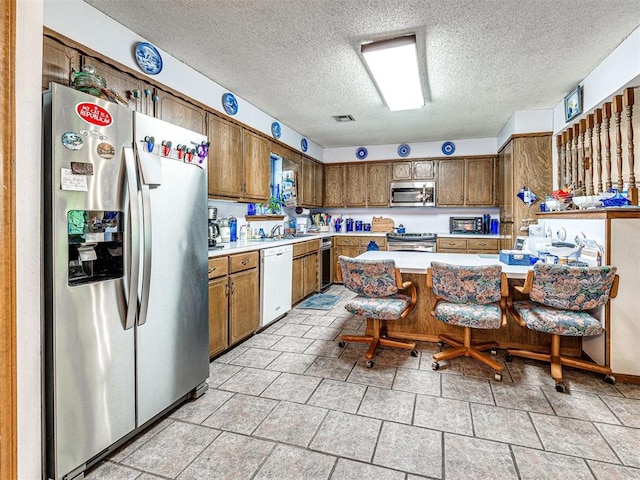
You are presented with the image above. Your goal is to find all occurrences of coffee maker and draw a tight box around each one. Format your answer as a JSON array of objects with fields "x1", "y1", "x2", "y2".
[{"x1": 208, "y1": 207, "x2": 221, "y2": 248}]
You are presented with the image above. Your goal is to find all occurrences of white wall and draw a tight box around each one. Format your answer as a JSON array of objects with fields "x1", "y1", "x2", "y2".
[
  {"x1": 323, "y1": 137, "x2": 497, "y2": 163},
  {"x1": 16, "y1": 0, "x2": 44, "y2": 478},
  {"x1": 497, "y1": 110, "x2": 554, "y2": 151},
  {"x1": 43, "y1": 0, "x2": 323, "y2": 161}
]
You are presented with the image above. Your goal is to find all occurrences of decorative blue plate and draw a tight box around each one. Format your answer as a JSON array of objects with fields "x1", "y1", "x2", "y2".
[
  {"x1": 271, "y1": 122, "x2": 281, "y2": 139},
  {"x1": 442, "y1": 141, "x2": 455, "y2": 155},
  {"x1": 397, "y1": 144, "x2": 410, "y2": 157},
  {"x1": 222, "y1": 93, "x2": 238, "y2": 116},
  {"x1": 301, "y1": 138, "x2": 308, "y2": 152},
  {"x1": 356, "y1": 147, "x2": 368, "y2": 160},
  {"x1": 135, "y1": 42, "x2": 163, "y2": 75}
]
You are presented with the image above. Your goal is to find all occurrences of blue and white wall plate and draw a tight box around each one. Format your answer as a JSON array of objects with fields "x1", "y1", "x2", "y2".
[
  {"x1": 356, "y1": 147, "x2": 368, "y2": 160},
  {"x1": 222, "y1": 93, "x2": 238, "y2": 116},
  {"x1": 301, "y1": 138, "x2": 308, "y2": 152},
  {"x1": 442, "y1": 141, "x2": 455, "y2": 155},
  {"x1": 271, "y1": 122, "x2": 281, "y2": 139},
  {"x1": 135, "y1": 42, "x2": 163, "y2": 75},
  {"x1": 397, "y1": 144, "x2": 410, "y2": 157}
]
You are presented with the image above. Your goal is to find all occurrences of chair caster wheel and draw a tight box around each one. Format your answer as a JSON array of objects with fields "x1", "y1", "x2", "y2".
[
  {"x1": 431, "y1": 362, "x2": 440, "y2": 371},
  {"x1": 490, "y1": 349, "x2": 497, "y2": 356},
  {"x1": 365, "y1": 360, "x2": 374, "y2": 368},
  {"x1": 604, "y1": 374, "x2": 616, "y2": 385},
  {"x1": 338, "y1": 341, "x2": 346, "y2": 348},
  {"x1": 494, "y1": 373, "x2": 503, "y2": 382},
  {"x1": 505, "y1": 354, "x2": 514, "y2": 363},
  {"x1": 410, "y1": 349, "x2": 418, "y2": 357},
  {"x1": 555, "y1": 382, "x2": 567, "y2": 393}
]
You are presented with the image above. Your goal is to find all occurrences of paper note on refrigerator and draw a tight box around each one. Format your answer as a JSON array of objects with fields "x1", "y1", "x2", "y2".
[{"x1": 60, "y1": 168, "x2": 88, "y2": 191}]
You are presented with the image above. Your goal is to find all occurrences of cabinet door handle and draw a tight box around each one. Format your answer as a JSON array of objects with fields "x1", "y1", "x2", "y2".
[
  {"x1": 241, "y1": 259, "x2": 249, "y2": 265},
  {"x1": 231, "y1": 282, "x2": 235, "y2": 294},
  {"x1": 208, "y1": 266, "x2": 216, "y2": 273},
  {"x1": 225, "y1": 284, "x2": 229, "y2": 297}
]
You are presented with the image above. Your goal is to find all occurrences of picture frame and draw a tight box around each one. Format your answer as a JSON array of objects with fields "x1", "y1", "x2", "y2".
[{"x1": 564, "y1": 85, "x2": 582, "y2": 122}]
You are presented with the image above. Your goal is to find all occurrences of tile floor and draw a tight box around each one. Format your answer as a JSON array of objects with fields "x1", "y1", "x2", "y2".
[{"x1": 88, "y1": 286, "x2": 640, "y2": 480}]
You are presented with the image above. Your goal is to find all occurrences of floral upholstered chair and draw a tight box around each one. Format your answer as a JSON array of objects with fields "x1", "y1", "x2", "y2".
[
  {"x1": 337, "y1": 256, "x2": 417, "y2": 368},
  {"x1": 507, "y1": 263, "x2": 619, "y2": 392},
  {"x1": 427, "y1": 262, "x2": 508, "y2": 381}
]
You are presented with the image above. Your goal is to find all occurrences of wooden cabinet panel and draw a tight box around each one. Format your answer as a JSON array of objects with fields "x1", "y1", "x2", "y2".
[
  {"x1": 358, "y1": 236, "x2": 387, "y2": 250},
  {"x1": 465, "y1": 158, "x2": 495, "y2": 205},
  {"x1": 498, "y1": 141, "x2": 514, "y2": 223},
  {"x1": 301, "y1": 157, "x2": 316, "y2": 207},
  {"x1": 345, "y1": 164, "x2": 366, "y2": 207},
  {"x1": 156, "y1": 89, "x2": 206, "y2": 134},
  {"x1": 392, "y1": 162, "x2": 412, "y2": 180},
  {"x1": 437, "y1": 159, "x2": 465, "y2": 206},
  {"x1": 229, "y1": 251, "x2": 259, "y2": 273},
  {"x1": 324, "y1": 165, "x2": 345, "y2": 207},
  {"x1": 413, "y1": 160, "x2": 435, "y2": 179},
  {"x1": 208, "y1": 277, "x2": 229, "y2": 357},
  {"x1": 436, "y1": 238, "x2": 467, "y2": 251},
  {"x1": 84, "y1": 56, "x2": 154, "y2": 114},
  {"x1": 500, "y1": 222, "x2": 514, "y2": 251},
  {"x1": 366, "y1": 163, "x2": 390, "y2": 207},
  {"x1": 229, "y1": 268, "x2": 259, "y2": 344},
  {"x1": 334, "y1": 237, "x2": 359, "y2": 247},
  {"x1": 292, "y1": 257, "x2": 304, "y2": 304},
  {"x1": 314, "y1": 160, "x2": 324, "y2": 207},
  {"x1": 207, "y1": 115, "x2": 243, "y2": 198},
  {"x1": 243, "y1": 130, "x2": 271, "y2": 202},
  {"x1": 42, "y1": 36, "x2": 79, "y2": 90},
  {"x1": 303, "y1": 252, "x2": 319, "y2": 297},
  {"x1": 436, "y1": 237, "x2": 499, "y2": 254},
  {"x1": 467, "y1": 238, "x2": 499, "y2": 253},
  {"x1": 208, "y1": 257, "x2": 228, "y2": 280}
]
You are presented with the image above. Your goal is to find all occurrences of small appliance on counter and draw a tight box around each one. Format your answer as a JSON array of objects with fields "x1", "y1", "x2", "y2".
[
  {"x1": 218, "y1": 217, "x2": 231, "y2": 242},
  {"x1": 208, "y1": 207, "x2": 221, "y2": 248},
  {"x1": 450, "y1": 216, "x2": 484, "y2": 234}
]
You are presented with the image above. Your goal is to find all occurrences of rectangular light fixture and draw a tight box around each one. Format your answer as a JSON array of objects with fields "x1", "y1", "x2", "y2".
[{"x1": 361, "y1": 35, "x2": 424, "y2": 111}]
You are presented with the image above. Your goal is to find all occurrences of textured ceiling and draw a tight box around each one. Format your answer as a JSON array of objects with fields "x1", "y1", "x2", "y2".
[{"x1": 83, "y1": 0, "x2": 640, "y2": 148}]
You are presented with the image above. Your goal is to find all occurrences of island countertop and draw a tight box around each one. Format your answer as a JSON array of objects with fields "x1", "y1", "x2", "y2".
[{"x1": 357, "y1": 251, "x2": 531, "y2": 279}]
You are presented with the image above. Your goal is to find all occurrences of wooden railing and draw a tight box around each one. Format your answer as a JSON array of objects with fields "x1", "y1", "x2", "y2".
[{"x1": 557, "y1": 87, "x2": 638, "y2": 205}]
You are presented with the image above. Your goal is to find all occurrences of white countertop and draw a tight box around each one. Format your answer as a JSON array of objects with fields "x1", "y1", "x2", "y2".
[{"x1": 357, "y1": 251, "x2": 531, "y2": 279}]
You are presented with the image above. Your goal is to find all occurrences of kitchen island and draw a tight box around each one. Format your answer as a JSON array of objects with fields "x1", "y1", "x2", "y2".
[{"x1": 355, "y1": 251, "x2": 582, "y2": 356}]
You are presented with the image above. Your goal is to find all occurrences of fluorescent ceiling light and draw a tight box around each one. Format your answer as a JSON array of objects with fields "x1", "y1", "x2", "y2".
[{"x1": 361, "y1": 35, "x2": 424, "y2": 111}]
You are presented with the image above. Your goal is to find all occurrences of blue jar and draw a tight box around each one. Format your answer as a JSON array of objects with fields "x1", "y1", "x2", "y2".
[
  {"x1": 229, "y1": 217, "x2": 237, "y2": 241},
  {"x1": 366, "y1": 240, "x2": 379, "y2": 251}
]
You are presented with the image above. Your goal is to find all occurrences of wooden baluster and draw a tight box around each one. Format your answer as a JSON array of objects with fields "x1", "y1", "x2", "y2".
[
  {"x1": 603, "y1": 102, "x2": 613, "y2": 190},
  {"x1": 556, "y1": 135, "x2": 563, "y2": 189},
  {"x1": 568, "y1": 128, "x2": 575, "y2": 187},
  {"x1": 561, "y1": 132, "x2": 568, "y2": 186},
  {"x1": 613, "y1": 95, "x2": 624, "y2": 191},
  {"x1": 586, "y1": 115, "x2": 595, "y2": 195},
  {"x1": 594, "y1": 108, "x2": 603, "y2": 193},
  {"x1": 579, "y1": 121, "x2": 587, "y2": 191},
  {"x1": 624, "y1": 87, "x2": 637, "y2": 205},
  {"x1": 573, "y1": 124, "x2": 580, "y2": 189}
]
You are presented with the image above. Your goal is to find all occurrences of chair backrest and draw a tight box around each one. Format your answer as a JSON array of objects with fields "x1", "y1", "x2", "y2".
[
  {"x1": 530, "y1": 263, "x2": 617, "y2": 311},
  {"x1": 338, "y1": 256, "x2": 398, "y2": 298},
  {"x1": 430, "y1": 262, "x2": 503, "y2": 304}
]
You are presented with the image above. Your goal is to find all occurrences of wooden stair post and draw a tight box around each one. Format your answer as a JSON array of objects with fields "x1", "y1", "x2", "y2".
[
  {"x1": 603, "y1": 102, "x2": 613, "y2": 191},
  {"x1": 594, "y1": 108, "x2": 603, "y2": 193},
  {"x1": 624, "y1": 88, "x2": 637, "y2": 205},
  {"x1": 613, "y1": 95, "x2": 624, "y2": 191}
]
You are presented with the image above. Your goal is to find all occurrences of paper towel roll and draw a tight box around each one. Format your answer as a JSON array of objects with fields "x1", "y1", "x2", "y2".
[{"x1": 294, "y1": 207, "x2": 310, "y2": 216}]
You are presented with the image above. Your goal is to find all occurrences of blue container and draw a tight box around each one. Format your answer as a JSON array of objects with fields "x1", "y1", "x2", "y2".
[
  {"x1": 229, "y1": 217, "x2": 237, "y2": 241},
  {"x1": 366, "y1": 241, "x2": 379, "y2": 251},
  {"x1": 490, "y1": 219, "x2": 499, "y2": 235},
  {"x1": 499, "y1": 250, "x2": 530, "y2": 265}
]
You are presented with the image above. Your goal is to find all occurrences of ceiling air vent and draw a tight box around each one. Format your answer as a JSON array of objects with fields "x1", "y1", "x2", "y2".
[{"x1": 332, "y1": 114, "x2": 355, "y2": 122}]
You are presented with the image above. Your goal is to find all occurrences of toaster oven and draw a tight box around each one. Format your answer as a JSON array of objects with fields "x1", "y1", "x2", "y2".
[{"x1": 449, "y1": 217, "x2": 484, "y2": 234}]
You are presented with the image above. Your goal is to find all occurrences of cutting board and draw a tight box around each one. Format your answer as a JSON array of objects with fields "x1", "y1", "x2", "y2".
[{"x1": 371, "y1": 216, "x2": 394, "y2": 232}]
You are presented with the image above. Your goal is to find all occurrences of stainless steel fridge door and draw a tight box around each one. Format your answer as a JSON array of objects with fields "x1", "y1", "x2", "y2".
[
  {"x1": 44, "y1": 84, "x2": 136, "y2": 479},
  {"x1": 133, "y1": 113, "x2": 209, "y2": 426}
]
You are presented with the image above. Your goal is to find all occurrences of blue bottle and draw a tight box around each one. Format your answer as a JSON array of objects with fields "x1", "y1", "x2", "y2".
[{"x1": 229, "y1": 216, "x2": 237, "y2": 242}]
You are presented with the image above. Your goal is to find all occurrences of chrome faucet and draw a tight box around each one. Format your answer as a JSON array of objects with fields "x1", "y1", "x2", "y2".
[{"x1": 270, "y1": 224, "x2": 282, "y2": 237}]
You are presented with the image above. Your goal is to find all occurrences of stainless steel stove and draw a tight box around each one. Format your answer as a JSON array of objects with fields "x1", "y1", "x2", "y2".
[{"x1": 386, "y1": 232, "x2": 437, "y2": 252}]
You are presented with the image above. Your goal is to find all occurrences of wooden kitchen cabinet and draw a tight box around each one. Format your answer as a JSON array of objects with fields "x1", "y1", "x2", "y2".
[
  {"x1": 366, "y1": 163, "x2": 391, "y2": 207},
  {"x1": 292, "y1": 240, "x2": 320, "y2": 304},
  {"x1": 345, "y1": 164, "x2": 366, "y2": 207},
  {"x1": 155, "y1": 88, "x2": 206, "y2": 134},
  {"x1": 437, "y1": 157, "x2": 495, "y2": 207},
  {"x1": 324, "y1": 164, "x2": 345, "y2": 207},
  {"x1": 82, "y1": 56, "x2": 155, "y2": 115},
  {"x1": 332, "y1": 236, "x2": 387, "y2": 283},
  {"x1": 207, "y1": 115, "x2": 243, "y2": 198},
  {"x1": 42, "y1": 36, "x2": 79, "y2": 90},
  {"x1": 228, "y1": 252, "x2": 259, "y2": 345},
  {"x1": 243, "y1": 130, "x2": 271, "y2": 202},
  {"x1": 313, "y1": 160, "x2": 325, "y2": 207},
  {"x1": 498, "y1": 135, "x2": 552, "y2": 248},
  {"x1": 301, "y1": 157, "x2": 324, "y2": 207},
  {"x1": 392, "y1": 160, "x2": 435, "y2": 180},
  {"x1": 208, "y1": 276, "x2": 229, "y2": 357},
  {"x1": 436, "y1": 237, "x2": 499, "y2": 254}
]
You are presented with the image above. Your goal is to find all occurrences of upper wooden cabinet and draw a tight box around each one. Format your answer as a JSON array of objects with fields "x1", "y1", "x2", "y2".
[
  {"x1": 345, "y1": 164, "x2": 366, "y2": 207},
  {"x1": 392, "y1": 160, "x2": 435, "y2": 180},
  {"x1": 313, "y1": 160, "x2": 324, "y2": 207},
  {"x1": 155, "y1": 89, "x2": 206, "y2": 134},
  {"x1": 437, "y1": 157, "x2": 495, "y2": 207},
  {"x1": 207, "y1": 115, "x2": 243, "y2": 198},
  {"x1": 366, "y1": 163, "x2": 391, "y2": 207},
  {"x1": 324, "y1": 164, "x2": 345, "y2": 207},
  {"x1": 207, "y1": 115, "x2": 270, "y2": 202},
  {"x1": 301, "y1": 157, "x2": 322, "y2": 208},
  {"x1": 42, "y1": 36, "x2": 79, "y2": 90},
  {"x1": 242, "y1": 130, "x2": 271, "y2": 202}
]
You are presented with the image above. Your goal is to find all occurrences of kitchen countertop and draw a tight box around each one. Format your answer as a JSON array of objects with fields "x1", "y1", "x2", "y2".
[{"x1": 209, "y1": 231, "x2": 503, "y2": 257}]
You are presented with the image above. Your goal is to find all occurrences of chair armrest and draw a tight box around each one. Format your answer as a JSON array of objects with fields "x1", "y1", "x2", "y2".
[
  {"x1": 396, "y1": 268, "x2": 417, "y2": 318},
  {"x1": 426, "y1": 267, "x2": 433, "y2": 288},
  {"x1": 336, "y1": 261, "x2": 343, "y2": 282},
  {"x1": 610, "y1": 274, "x2": 619, "y2": 299}
]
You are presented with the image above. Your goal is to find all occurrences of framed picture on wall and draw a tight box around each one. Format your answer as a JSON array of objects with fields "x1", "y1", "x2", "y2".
[{"x1": 564, "y1": 85, "x2": 582, "y2": 122}]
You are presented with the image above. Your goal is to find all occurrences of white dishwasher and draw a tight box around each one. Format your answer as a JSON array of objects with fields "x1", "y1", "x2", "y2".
[{"x1": 260, "y1": 245, "x2": 293, "y2": 327}]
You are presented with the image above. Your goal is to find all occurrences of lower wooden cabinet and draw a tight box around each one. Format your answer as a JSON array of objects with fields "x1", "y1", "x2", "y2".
[
  {"x1": 292, "y1": 240, "x2": 320, "y2": 304},
  {"x1": 208, "y1": 252, "x2": 259, "y2": 358},
  {"x1": 436, "y1": 237, "x2": 499, "y2": 254}
]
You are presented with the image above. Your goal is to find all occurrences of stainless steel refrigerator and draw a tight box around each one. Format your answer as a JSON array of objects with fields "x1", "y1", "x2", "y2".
[{"x1": 43, "y1": 84, "x2": 209, "y2": 480}]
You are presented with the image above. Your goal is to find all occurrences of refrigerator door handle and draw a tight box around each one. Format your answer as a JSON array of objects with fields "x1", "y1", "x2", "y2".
[
  {"x1": 123, "y1": 147, "x2": 140, "y2": 330},
  {"x1": 136, "y1": 145, "x2": 153, "y2": 326}
]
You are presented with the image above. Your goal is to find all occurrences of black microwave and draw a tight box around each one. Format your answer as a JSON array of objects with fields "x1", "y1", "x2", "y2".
[{"x1": 450, "y1": 217, "x2": 484, "y2": 234}]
